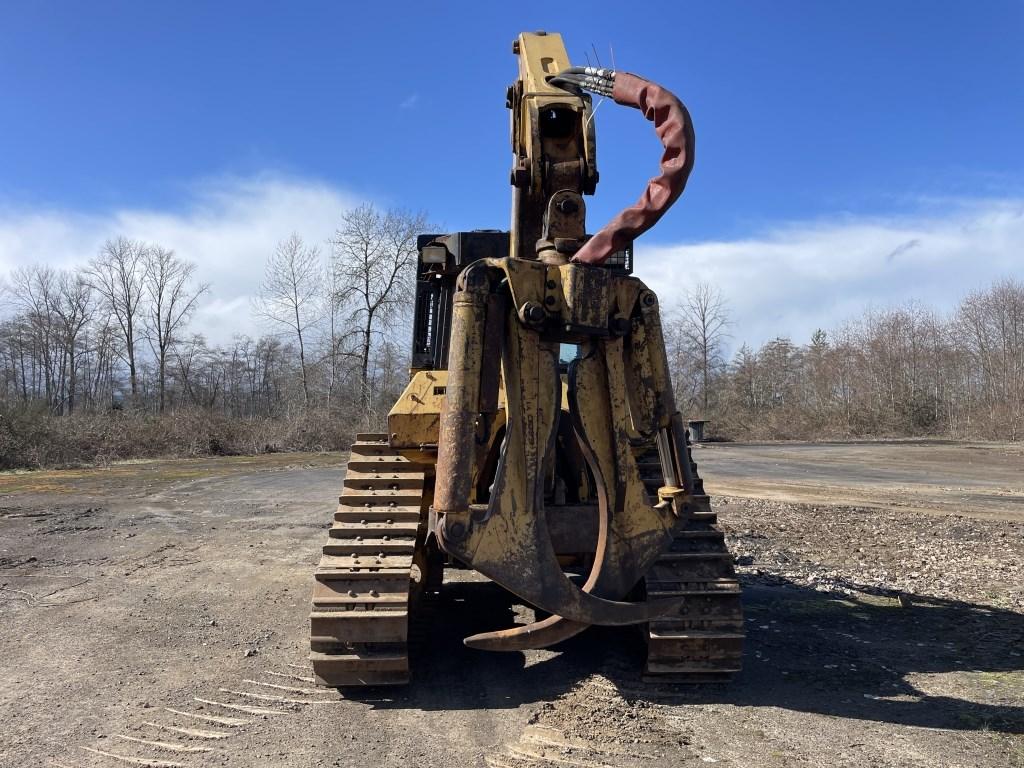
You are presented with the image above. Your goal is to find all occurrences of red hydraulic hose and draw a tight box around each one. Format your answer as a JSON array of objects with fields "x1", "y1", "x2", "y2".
[{"x1": 572, "y1": 73, "x2": 695, "y2": 266}]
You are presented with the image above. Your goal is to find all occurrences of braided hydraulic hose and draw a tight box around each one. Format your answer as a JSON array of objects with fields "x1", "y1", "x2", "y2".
[{"x1": 551, "y1": 67, "x2": 695, "y2": 266}]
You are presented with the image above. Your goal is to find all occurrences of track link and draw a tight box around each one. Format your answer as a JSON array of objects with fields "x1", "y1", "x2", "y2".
[
  {"x1": 639, "y1": 450, "x2": 745, "y2": 681},
  {"x1": 310, "y1": 433, "x2": 427, "y2": 686}
]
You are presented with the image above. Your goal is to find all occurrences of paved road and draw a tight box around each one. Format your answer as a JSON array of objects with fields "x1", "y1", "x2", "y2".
[{"x1": 696, "y1": 440, "x2": 1024, "y2": 520}]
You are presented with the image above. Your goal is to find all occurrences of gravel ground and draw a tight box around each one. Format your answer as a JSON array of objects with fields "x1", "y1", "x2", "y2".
[
  {"x1": 721, "y1": 497, "x2": 1024, "y2": 610},
  {"x1": 1, "y1": 449, "x2": 1022, "y2": 768}
]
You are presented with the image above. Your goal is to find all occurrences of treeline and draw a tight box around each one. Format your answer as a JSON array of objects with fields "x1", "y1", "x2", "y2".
[
  {"x1": 0, "y1": 204, "x2": 424, "y2": 468},
  {"x1": 666, "y1": 278, "x2": 1024, "y2": 441},
  {"x1": 2, "y1": 205, "x2": 1021, "y2": 469}
]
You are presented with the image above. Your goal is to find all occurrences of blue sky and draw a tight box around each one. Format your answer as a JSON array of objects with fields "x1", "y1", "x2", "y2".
[{"x1": 1, "y1": 1, "x2": 1022, "y2": 345}]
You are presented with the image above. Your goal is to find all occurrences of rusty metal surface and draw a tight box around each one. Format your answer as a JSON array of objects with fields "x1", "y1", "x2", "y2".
[
  {"x1": 440, "y1": 299, "x2": 679, "y2": 626},
  {"x1": 432, "y1": 263, "x2": 495, "y2": 523},
  {"x1": 465, "y1": 442, "x2": 746, "y2": 671},
  {"x1": 401, "y1": 247, "x2": 721, "y2": 649},
  {"x1": 433, "y1": 253, "x2": 711, "y2": 639},
  {"x1": 571, "y1": 338, "x2": 677, "y2": 588},
  {"x1": 462, "y1": 332, "x2": 679, "y2": 651},
  {"x1": 537, "y1": 190, "x2": 587, "y2": 261}
]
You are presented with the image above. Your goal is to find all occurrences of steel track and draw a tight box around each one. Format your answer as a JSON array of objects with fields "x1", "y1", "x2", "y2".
[
  {"x1": 309, "y1": 434, "x2": 427, "y2": 686},
  {"x1": 310, "y1": 437, "x2": 743, "y2": 685},
  {"x1": 639, "y1": 449, "x2": 745, "y2": 681}
]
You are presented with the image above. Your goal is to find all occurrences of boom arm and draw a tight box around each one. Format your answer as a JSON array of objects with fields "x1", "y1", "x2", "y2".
[{"x1": 507, "y1": 31, "x2": 598, "y2": 262}]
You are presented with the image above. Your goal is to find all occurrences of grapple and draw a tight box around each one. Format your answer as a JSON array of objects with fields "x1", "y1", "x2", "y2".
[
  {"x1": 431, "y1": 32, "x2": 701, "y2": 650},
  {"x1": 432, "y1": 257, "x2": 699, "y2": 649}
]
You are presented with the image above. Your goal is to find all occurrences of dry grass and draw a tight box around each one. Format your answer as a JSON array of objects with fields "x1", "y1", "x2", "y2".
[{"x1": 0, "y1": 406, "x2": 354, "y2": 470}]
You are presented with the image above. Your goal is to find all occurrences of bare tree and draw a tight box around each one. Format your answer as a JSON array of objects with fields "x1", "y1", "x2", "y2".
[
  {"x1": 331, "y1": 204, "x2": 426, "y2": 415},
  {"x1": 83, "y1": 310, "x2": 120, "y2": 410},
  {"x1": 9, "y1": 265, "x2": 59, "y2": 407},
  {"x1": 87, "y1": 237, "x2": 148, "y2": 403},
  {"x1": 254, "y1": 234, "x2": 322, "y2": 406},
  {"x1": 143, "y1": 247, "x2": 208, "y2": 412},
  {"x1": 956, "y1": 278, "x2": 1024, "y2": 439},
  {"x1": 52, "y1": 271, "x2": 94, "y2": 413},
  {"x1": 320, "y1": 259, "x2": 347, "y2": 410},
  {"x1": 677, "y1": 282, "x2": 731, "y2": 415}
]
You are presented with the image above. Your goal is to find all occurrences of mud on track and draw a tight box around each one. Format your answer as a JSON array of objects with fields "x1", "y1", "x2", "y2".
[{"x1": 1, "y1": 446, "x2": 1022, "y2": 767}]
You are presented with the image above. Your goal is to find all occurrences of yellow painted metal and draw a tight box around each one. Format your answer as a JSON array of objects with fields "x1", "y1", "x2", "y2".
[
  {"x1": 514, "y1": 31, "x2": 572, "y2": 98},
  {"x1": 483, "y1": 257, "x2": 643, "y2": 338},
  {"x1": 459, "y1": 309, "x2": 561, "y2": 570},
  {"x1": 511, "y1": 32, "x2": 579, "y2": 197},
  {"x1": 386, "y1": 29, "x2": 692, "y2": 630},
  {"x1": 575, "y1": 336, "x2": 675, "y2": 553},
  {"x1": 387, "y1": 370, "x2": 447, "y2": 450},
  {"x1": 319, "y1": 28, "x2": 744, "y2": 679},
  {"x1": 509, "y1": 32, "x2": 598, "y2": 261},
  {"x1": 440, "y1": 298, "x2": 677, "y2": 626}
]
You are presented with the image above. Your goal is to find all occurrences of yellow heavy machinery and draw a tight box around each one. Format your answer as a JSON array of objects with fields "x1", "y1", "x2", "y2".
[{"x1": 309, "y1": 31, "x2": 744, "y2": 685}]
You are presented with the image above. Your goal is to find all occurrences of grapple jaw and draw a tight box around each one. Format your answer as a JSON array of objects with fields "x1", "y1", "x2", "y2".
[{"x1": 432, "y1": 258, "x2": 698, "y2": 650}]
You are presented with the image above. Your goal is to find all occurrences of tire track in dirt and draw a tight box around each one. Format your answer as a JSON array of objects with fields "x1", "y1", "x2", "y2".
[{"x1": 63, "y1": 662, "x2": 341, "y2": 767}]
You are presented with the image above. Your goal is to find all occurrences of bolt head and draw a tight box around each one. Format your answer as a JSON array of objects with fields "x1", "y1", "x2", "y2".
[{"x1": 521, "y1": 302, "x2": 546, "y2": 324}]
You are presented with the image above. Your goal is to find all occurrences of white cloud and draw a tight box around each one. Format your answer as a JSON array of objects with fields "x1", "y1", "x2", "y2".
[
  {"x1": 0, "y1": 174, "x2": 362, "y2": 344},
  {"x1": 1, "y1": 181, "x2": 1021, "y2": 355},
  {"x1": 635, "y1": 198, "x2": 1024, "y2": 352}
]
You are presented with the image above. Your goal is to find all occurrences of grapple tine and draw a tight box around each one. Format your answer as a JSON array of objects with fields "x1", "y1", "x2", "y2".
[{"x1": 464, "y1": 614, "x2": 586, "y2": 651}]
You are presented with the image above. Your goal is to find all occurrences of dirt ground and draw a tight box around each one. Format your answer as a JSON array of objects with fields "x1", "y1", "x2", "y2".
[
  {"x1": 1, "y1": 443, "x2": 1022, "y2": 768},
  {"x1": 698, "y1": 440, "x2": 1024, "y2": 521}
]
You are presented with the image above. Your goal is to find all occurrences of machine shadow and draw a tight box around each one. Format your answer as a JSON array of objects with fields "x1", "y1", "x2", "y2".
[
  {"x1": 625, "y1": 581, "x2": 1024, "y2": 734},
  {"x1": 342, "y1": 578, "x2": 609, "y2": 710},
  {"x1": 344, "y1": 577, "x2": 1024, "y2": 733}
]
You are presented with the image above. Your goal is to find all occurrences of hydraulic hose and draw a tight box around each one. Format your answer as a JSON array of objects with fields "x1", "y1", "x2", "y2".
[{"x1": 554, "y1": 69, "x2": 695, "y2": 266}]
